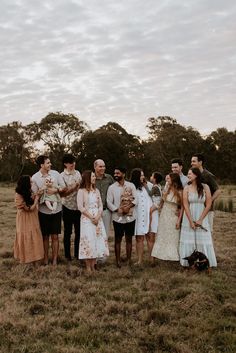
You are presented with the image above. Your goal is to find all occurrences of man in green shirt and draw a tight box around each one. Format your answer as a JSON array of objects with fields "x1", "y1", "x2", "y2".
[{"x1": 94, "y1": 159, "x2": 114, "y2": 237}]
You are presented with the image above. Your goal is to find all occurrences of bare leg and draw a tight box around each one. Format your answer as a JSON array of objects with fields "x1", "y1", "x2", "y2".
[
  {"x1": 125, "y1": 234, "x2": 133, "y2": 264},
  {"x1": 91, "y1": 259, "x2": 96, "y2": 272},
  {"x1": 146, "y1": 232, "x2": 155, "y2": 262},
  {"x1": 115, "y1": 237, "x2": 122, "y2": 268},
  {"x1": 135, "y1": 235, "x2": 144, "y2": 264},
  {"x1": 51, "y1": 234, "x2": 59, "y2": 266},
  {"x1": 52, "y1": 202, "x2": 57, "y2": 211},
  {"x1": 43, "y1": 236, "x2": 49, "y2": 265},
  {"x1": 85, "y1": 259, "x2": 92, "y2": 272},
  {"x1": 45, "y1": 200, "x2": 54, "y2": 211}
]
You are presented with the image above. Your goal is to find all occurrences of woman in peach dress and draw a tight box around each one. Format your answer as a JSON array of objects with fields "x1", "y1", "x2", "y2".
[{"x1": 14, "y1": 175, "x2": 44, "y2": 264}]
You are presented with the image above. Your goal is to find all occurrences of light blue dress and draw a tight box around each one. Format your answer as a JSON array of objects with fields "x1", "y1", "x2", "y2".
[{"x1": 179, "y1": 191, "x2": 217, "y2": 267}]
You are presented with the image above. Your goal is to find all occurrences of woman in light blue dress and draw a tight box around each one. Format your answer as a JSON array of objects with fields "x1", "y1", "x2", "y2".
[{"x1": 179, "y1": 167, "x2": 217, "y2": 268}]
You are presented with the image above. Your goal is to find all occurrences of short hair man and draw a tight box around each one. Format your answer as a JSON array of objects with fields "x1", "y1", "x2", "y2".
[
  {"x1": 32, "y1": 155, "x2": 66, "y2": 265},
  {"x1": 171, "y1": 158, "x2": 188, "y2": 187},
  {"x1": 94, "y1": 159, "x2": 114, "y2": 237},
  {"x1": 191, "y1": 153, "x2": 221, "y2": 230},
  {"x1": 107, "y1": 167, "x2": 137, "y2": 268},
  {"x1": 61, "y1": 154, "x2": 82, "y2": 261}
]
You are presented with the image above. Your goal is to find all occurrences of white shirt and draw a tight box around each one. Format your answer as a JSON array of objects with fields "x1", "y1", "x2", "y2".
[
  {"x1": 32, "y1": 170, "x2": 66, "y2": 214},
  {"x1": 107, "y1": 181, "x2": 137, "y2": 223}
]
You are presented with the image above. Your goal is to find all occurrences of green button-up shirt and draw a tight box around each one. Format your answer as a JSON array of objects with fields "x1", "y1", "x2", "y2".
[{"x1": 95, "y1": 173, "x2": 114, "y2": 209}]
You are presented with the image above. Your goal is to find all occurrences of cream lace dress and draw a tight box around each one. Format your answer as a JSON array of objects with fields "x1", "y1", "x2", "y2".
[{"x1": 151, "y1": 191, "x2": 180, "y2": 261}]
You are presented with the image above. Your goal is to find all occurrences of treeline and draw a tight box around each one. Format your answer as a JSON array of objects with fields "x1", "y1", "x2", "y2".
[{"x1": 0, "y1": 113, "x2": 235, "y2": 183}]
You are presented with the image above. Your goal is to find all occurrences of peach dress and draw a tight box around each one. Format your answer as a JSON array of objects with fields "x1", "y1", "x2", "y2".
[{"x1": 14, "y1": 193, "x2": 44, "y2": 263}]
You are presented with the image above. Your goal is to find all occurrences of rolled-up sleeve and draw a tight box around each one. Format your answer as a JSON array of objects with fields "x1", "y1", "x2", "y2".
[
  {"x1": 131, "y1": 184, "x2": 138, "y2": 206},
  {"x1": 107, "y1": 185, "x2": 117, "y2": 212}
]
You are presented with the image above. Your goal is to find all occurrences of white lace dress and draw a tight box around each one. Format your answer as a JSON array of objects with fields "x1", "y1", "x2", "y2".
[
  {"x1": 179, "y1": 191, "x2": 217, "y2": 267},
  {"x1": 79, "y1": 191, "x2": 109, "y2": 260},
  {"x1": 151, "y1": 191, "x2": 180, "y2": 261}
]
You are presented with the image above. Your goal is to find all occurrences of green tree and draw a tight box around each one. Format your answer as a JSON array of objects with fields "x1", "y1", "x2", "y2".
[
  {"x1": 144, "y1": 116, "x2": 205, "y2": 176},
  {"x1": 206, "y1": 128, "x2": 236, "y2": 183},
  {"x1": 72, "y1": 122, "x2": 144, "y2": 176},
  {"x1": 0, "y1": 122, "x2": 31, "y2": 181},
  {"x1": 26, "y1": 112, "x2": 88, "y2": 170}
]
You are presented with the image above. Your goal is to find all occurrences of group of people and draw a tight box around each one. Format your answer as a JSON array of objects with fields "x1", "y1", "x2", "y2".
[{"x1": 14, "y1": 153, "x2": 220, "y2": 272}]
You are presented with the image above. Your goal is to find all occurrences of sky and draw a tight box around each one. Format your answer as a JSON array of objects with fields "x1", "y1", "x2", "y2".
[{"x1": 0, "y1": 0, "x2": 235, "y2": 138}]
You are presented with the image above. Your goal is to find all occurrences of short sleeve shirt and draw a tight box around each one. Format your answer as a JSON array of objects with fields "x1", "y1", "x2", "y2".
[
  {"x1": 32, "y1": 170, "x2": 66, "y2": 214},
  {"x1": 60, "y1": 169, "x2": 82, "y2": 210}
]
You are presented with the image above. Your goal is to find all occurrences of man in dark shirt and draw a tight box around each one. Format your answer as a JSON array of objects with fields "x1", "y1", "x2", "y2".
[{"x1": 191, "y1": 153, "x2": 221, "y2": 230}]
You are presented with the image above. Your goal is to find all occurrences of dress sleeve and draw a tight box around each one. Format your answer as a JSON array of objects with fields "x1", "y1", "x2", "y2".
[
  {"x1": 15, "y1": 193, "x2": 26, "y2": 209},
  {"x1": 77, "y1": 189, "x2": 86, "y2": 213}
]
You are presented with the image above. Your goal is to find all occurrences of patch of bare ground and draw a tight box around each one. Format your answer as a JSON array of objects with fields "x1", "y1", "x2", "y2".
[{"x1": 0, "y1": 186, "x2": 235, "y2": 353}]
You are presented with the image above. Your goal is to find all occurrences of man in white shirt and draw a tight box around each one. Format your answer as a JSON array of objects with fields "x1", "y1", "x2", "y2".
[
  {"x1": 107, "y1": 167, "x2": 137, "y2": 268},
  {"x1": 61, "y1": 154, "x2": 82, "y2": 261},
  {"x1": 32, "y1": 155, "x2": 66, "y2": 266}
]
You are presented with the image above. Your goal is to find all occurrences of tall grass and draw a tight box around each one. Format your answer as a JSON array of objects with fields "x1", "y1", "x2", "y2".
[{"x1": 0, "y1": 185, "x2": 235, "y2": 353}]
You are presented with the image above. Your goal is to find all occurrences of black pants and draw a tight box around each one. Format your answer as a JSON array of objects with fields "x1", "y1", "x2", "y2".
[{"x1": 62, "y1": 206, "x2": 81, "y2": 259}]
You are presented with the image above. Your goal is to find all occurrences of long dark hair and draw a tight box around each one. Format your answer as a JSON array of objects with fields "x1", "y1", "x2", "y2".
[
  {"x1": 15, "y1": 175, "x2": 34, "y2": 206},
  {"x1": 152, "y1": 172, "x2": 163, "y2": 184},
  {"x1": 80, "y1": 170, "x2": 95, "y2": 191},
  {"x1": 190, "y1": 167, "x2": 204, "y2": 198},
  {"x1": 168, "y1": 173, "x2": 183, "y2": 205},
  {"x1": 130, "y1": 168, "x2": 143, "y2": 190}
]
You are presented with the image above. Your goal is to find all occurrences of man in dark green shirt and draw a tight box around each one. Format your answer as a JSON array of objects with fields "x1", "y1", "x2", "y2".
[
  {"x1": 94, "y1": 159, "x2": 114, "y2": 237},
  {"x1": 191, "y1": 153, "x2": 221, "y2": 230}
]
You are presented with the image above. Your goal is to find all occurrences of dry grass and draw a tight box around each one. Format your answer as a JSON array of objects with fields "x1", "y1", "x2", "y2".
[
  {"x1": 0, "y1": 185, "x2": 235, "y2": 353},
  {"x1": 214, "y1": 185, "x2": 236, "y2": 213}
]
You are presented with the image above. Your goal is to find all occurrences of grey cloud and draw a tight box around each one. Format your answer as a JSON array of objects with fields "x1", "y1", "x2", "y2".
[{"x1": 0, "y1": 0, "x2": 235, "y2": 137}]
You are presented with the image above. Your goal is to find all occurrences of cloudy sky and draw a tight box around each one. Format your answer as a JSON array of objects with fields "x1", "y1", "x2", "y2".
[{"x1": 0, "y1": 0, "x2": 235, "y2": 138}]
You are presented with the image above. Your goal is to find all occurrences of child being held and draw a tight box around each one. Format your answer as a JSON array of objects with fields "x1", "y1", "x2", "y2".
[
  {"x1": 149, "y1": 172, "x2": 163, "y2": 231},
  {"x1": 117, "y1": 186, "x2": 135, "y2": 222},
  {"x1": 40, "y1": 176, "x2": 61, "y2": 212}
]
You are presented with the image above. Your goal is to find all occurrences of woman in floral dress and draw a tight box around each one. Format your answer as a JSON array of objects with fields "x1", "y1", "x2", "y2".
[{"x1": 77, "y1": 170, "x2": 109, "y2": 272}]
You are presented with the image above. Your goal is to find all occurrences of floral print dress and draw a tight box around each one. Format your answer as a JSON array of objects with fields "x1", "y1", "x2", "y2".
[{"x1": 79, "y1": 191, "x2": 109, "y2": 260}]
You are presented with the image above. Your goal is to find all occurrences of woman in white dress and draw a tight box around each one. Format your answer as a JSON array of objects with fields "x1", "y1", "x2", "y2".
[
  {"x1": 130, "y1": 168, "x2": 152, "y2": 265},
  {"x1": 179, "y1": 167, "x2": 217, "y2": 267},
  {"x1": 77, "y1": 170, "x2": 109, "y2": 272},
  {"x1": 151, "y1": 173, "x2": 183, "y2": 261}
]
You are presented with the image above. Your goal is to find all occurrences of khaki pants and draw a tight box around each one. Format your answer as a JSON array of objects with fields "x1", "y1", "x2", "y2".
[{"x1": 102, "y1": 209, "x2": 112, "y2": 238}]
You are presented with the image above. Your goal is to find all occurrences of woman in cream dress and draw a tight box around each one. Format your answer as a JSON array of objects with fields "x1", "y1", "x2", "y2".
[{"x1": 151, "y1": 173, "x2": 183, "y2": 261}]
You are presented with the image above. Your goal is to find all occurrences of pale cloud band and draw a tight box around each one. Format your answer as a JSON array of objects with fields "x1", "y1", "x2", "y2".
[{"x1": 0, "y1": 0, "x2": 235, "y2": 137}]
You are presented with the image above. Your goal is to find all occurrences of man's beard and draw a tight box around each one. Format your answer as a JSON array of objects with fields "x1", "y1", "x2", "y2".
[{"x1": 114, "y1": 176, "x2": 123, "y2": 181}]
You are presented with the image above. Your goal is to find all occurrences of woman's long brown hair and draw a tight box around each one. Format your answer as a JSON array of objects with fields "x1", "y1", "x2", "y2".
[
  {"x1": 80, "y1": 170, "x2": 95, "y2": 191},
  {"x1": 166, "y1": 172, "x2": 183, "y2": 205}
]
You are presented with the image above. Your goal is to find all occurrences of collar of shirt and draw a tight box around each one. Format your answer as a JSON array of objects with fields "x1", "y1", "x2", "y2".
[
  {"x1": 39, "y1": 170, "x2": 52, "y2": 178},
  {"x1": 63, "y1": 169, "x2": 76, "y2": 176}
]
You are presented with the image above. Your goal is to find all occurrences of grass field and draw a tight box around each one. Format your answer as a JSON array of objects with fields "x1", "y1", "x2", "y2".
[{"x1": 0, "y1": 185, "x2": 235, "y2": 353}]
